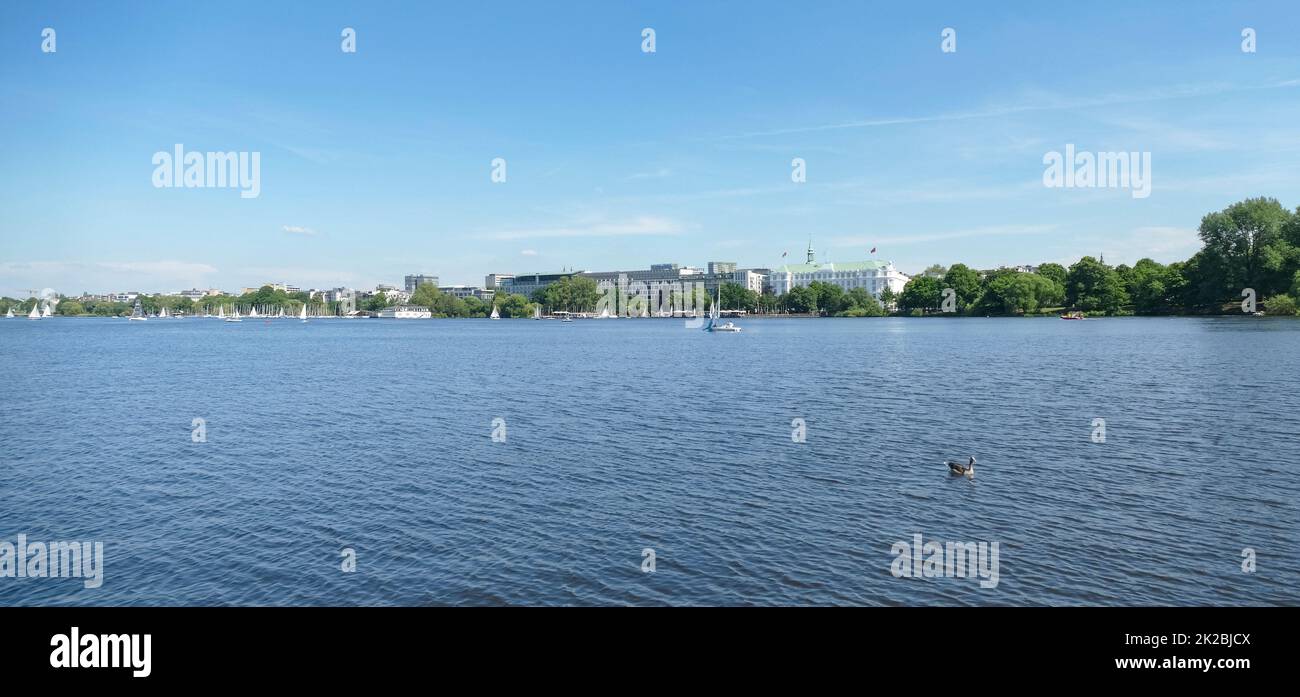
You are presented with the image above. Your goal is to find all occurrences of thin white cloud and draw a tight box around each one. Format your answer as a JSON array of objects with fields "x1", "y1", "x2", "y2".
[
  {"x1": 830, "y1": 224, "x2": 1058, "y2": 247},
  {"x1": 282, "y1": 225, "x2": 317, "y2": 236},
  {"x1": 717, "y1": 79, "x2": 1300, "y2": 140},
  {"x1": 626, "y1": 168, "x2": 673, "y2": 180},
  {"x1": 482, "y1": 216, "x2": 684, "y2": 241},
  {"x1": 520, "y1": 249, "x2": 538, "y2": 256}
]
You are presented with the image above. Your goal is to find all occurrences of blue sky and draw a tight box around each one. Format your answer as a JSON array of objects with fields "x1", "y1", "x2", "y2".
[{"x1": 2, "y1": 1, "x2": 1298, "y2": 294}]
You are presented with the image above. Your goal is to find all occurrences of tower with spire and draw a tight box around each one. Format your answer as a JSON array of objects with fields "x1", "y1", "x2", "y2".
[{"x1": 806, "y1": 238, "x2": 815, "y2": 264}]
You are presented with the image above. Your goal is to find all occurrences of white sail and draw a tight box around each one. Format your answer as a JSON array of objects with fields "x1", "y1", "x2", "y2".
[
  {"x1": 159, "y1": 306, "x2": 169, "y2": 318},
  {"x1": 41, "y1": 303, "x2": 52, "y2": 318},
  {"x1": 533, "y1": 305, "x2": 541, "y2": 320},
  {"x1": 299, "y1": 304, "x2": 307, "y2": 320},
  {"x1": 217, "y1": 305, "x2": 225, "y2": 318},
  {"x1": 28, "y1": 302, "x2": 41, "y2": 319},
  {"x1": 5, "y1": 308, "x2": 13, "y2": 318},
  {"x1": 249, "y1": 307, "x2": 259, "y2": 318},
  {"x1": 490, "y1": 305, "x2": 500, "y2": 319}
]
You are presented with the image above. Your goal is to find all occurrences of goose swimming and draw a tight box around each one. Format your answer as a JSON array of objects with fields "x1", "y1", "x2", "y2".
[{"x1": 946, "y1": 456, "x2": 976, "y2": 478}]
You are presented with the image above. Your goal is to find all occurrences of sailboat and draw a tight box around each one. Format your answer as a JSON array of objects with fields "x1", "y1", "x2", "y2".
[
  {"x1": 216, "y1": 305, "x2": 225, "y2": 319},
  {"x1": 225, "y1": 307, "x2": 242, "y2": 323},
  {"x1": 533, "y1": 305, "x2": 542, "y2": 320},
  {"x1": 704, "y1": 287, "x2": 741, "y2": 333},
  {"x1": 41, "y1": 302, "x2": 52, "y2": 318},
  {"x1": 299, "y1": 304, "x2": 308, "y2": 323},
  {"x1": 5, "y1": 307, "x2": 13, "y2": 318},
  {"x1": 248, "y1": 306, "x2": 259, "y2": 318},
  {"x1": 159, "y1": 306, "x2": 169, "y2": 319},
  {"x1": 27, "y1": 302, "x2": 42, "y2": 320},
  {"x1": 128, "y1": 299, "x2": 147, "y2": 321},
  {"x1": 490, "y1": 305, "x2": 500, "y2": 320}
]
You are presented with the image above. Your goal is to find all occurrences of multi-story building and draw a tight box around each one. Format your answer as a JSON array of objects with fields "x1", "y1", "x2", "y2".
[
  {"x1": 439, "y1": 285, "x2": 494, "y2": 302},
  {"x1": 767, "y1": 243, "x2": 909, "y2": 298},
  {"x1": 708, "y1": 261, "x2": 737, "y2": 275},
  {"x1": 405, "y1": 274, "x2": 439, "y2": 293},
  {"x1": 579, "y1": 264, "x2": 767, "y2": 312},
  {"x1": 484, "y1": 273, "x2": 514, "y2": 290},
  {"x1": 500, "y1": 271, "x2": 585, "y2": 299}
]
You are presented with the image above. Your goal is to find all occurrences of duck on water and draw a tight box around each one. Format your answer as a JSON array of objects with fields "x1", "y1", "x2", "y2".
[{"x1": 946, "y1": 456, "x2": 976, "y2": 478}]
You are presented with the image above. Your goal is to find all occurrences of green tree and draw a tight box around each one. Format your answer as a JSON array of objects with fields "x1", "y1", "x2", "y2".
[
  {"x1": 783, "y1": 286, "x2": 818, "y2": 314},
  {"x1": 942, "y1": 263, "x2": 982, "y2": 313},
  {"x1": 1264, "y1": 294, "x2": 1297, "y2": 316},
  {"x1": 409, "y1": 282, "x2": 441, "y2": 309},
  {"x1": 497, "y1": 293, "x2": 533, "y2": 318},
  {"x1": 55, "y1": 300, "x2": 85, "y2": 316},
  {"x1": 1197, "y1": 197, "x2": 1294, "y2": 301},
  {"x1": 898, "y1": 276, "x2": 943, "y2": 313},
  {"x1": 838, "y1": 287, "x2": 885, "y2": 316},
  {"x1": 1036, "y1": 263, "x2": 1068, "y2": 288},
  {"x1": 1066, "y1": 256, "x2": 1129, "y2": 314}
]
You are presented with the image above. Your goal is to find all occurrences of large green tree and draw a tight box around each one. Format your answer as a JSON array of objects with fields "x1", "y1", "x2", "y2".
[
  {"x1": 898, "y1": 276, "x2": 944, "y2": 313},
  {"x1": 942, "y1": 263, "x2": 982, "y2": 313},
  {"x1": 1066, "y1": 256, "x2": 1129, "y2": 314},
  {"x1": 1196, "y1": 197, "x2": 1295, "y2": 302}
]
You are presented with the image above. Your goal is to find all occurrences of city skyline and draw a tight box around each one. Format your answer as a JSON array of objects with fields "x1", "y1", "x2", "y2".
[{"x1": 3, "y1": 2, "x2": 1299, "y2": 295}]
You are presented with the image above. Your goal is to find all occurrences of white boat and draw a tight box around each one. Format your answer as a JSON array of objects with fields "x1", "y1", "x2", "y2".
[
  {"x1": 216, "y1": 305, "x2": 225, "y2": 319},
  {"x1": 41, "y1": 303, "x2": 52, "y2": 318},
  {"x1": 27, "y1": 302, "x2": 42, "y2": 320},
  {"x1": 533, "y1": 305, "x2": 541, "y2": 320},
  {"x1": 561, "y1": 315, "x2": 574, "y2": 323},
  {"x1": 5, "y1": 307, "x2": 13, "y2": 318},
  {"x1": 490, "y1": 305, "x2": 500, "y2": 320},
  {"x1": 225, "y1": 308, "x2": 242, "y2": 323},
  {"x1": 159, "y1": 306, "x2": 169, "y2": 319},
  {"x1": 704, "y1": 288, "x2": 741, "y2": 332},
  {"x1": 299, "y1": 304, "x2": 308, "y2": 323},
  {"x1": 248, "y1": 307, "x2": 259, "y2": 318},
  {"x1": 127, "y1": 299, "x2": 147, "y2": 321},
  {"x1": 597, "y1": 306, "x2": 615, "y2": 319}
]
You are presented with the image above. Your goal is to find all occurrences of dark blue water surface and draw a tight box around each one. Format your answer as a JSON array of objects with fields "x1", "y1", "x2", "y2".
[{"x1": 1, "y1": 316, "x2": 1296, "y2": 605}]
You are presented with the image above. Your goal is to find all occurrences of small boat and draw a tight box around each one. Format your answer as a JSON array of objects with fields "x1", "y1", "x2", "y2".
[
  {"x1": 159, "y1": 306, "x2": 169, "y2": 319},
  {"x1": 490, "y1": 305, "x2": 500, "y2": 320},
  {"x1": 127, "y1": 299, "x2": 147, "y2": 321},
  {"x1": 225, "y1": 308, "x2": 242, "y2": 323},
  {"x1": 533, "y1": 305, "x2": 542, "y2": 320},
  {"x1": 27, "y1": 302, "x2": 42, "y2": 320},
  {"x1": 248, "y1": 307, "x2": 259, "y2": 319},
  {"x1": 1059, "y1": 311, "x2": 1085, "y2": 320},
  {"x1": 299, "y1": 304, "x2": 308, "y2": 323},
  {"x1": 5, "y1": 307, "x2": 13, "y2": 318},
  {"x1": 561, "y1": 315, "x2": 574, "y2": 323},
  {"x1": 703, "y1": 288, "x2": 741, "y2": 332},
  {"x1": 946, "y1": 456, "x2": 976, "y2": 478}
]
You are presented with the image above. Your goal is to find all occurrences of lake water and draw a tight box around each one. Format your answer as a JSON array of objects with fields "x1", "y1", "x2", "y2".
[{"x1": 1, "y1": 316, "x2": 1296, "y2": 606}]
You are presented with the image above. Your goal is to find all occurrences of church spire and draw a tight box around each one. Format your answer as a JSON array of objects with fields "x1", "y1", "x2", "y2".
[{"x1": 806, "y1": 237, "x2": 815, "y2": 264}]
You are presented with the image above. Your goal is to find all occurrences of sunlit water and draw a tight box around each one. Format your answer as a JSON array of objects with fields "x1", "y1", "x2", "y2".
[{"x1": 1, "y1": 316, "x2": 1296, "y2": 605}]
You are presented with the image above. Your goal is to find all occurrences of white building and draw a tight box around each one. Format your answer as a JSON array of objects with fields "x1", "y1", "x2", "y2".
[
  {"x1": 767, "y1": 243, "x2": 909, "y2": 298},
  {"x1": 377, "y1": 304, "x2": 432, "y2": 319}
]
